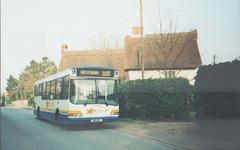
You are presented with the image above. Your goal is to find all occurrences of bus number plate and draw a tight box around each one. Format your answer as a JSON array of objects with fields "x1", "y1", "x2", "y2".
[{"x1": 91, "y1": 119, "x2": 102, "y2": 123}]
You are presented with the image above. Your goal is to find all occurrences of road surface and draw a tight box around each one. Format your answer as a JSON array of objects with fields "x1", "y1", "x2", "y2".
[{"x1": 1, "y1": 107, "x2": 174, "y2": 150}]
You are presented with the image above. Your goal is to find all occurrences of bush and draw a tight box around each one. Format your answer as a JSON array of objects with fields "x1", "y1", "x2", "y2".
[
  {"x1": 118, "y1": 78, "x2": 190, "y2": 120},
  {"x1": 28, "y1": 98, "x2": 32, "y2": 106},
  {"x1": 193, "y1": 60, "x2": 240, "y2": 119}
]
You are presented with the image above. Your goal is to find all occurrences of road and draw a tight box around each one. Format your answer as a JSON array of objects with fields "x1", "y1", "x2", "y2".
[{"x1": 1, "y1": 107, "x2": 174, "y2": 150}]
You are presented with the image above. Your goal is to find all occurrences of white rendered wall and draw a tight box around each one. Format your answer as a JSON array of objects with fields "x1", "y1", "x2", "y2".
[{"x1": 128, "y1": 69, "x2": 198, "y2": 85}]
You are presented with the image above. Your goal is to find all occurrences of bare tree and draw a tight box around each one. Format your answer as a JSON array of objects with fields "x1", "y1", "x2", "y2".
[
  {"x1": 146, "y1": 14, "x2": 196, "y2": 78},
  {"x1": 90, "y1": 33, "x2": 124, "y2": 50},
  {"x1": 212, "y1": 53, "x2": 223, "y2": 65}
]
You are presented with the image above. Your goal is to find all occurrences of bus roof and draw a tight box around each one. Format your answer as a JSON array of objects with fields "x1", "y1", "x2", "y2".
[
  {"x1": 70, "y1": 66, "x2": 118, "y2": 71},
  {"x1": 35, "y1": 66, "x2": 119, "y2": 85}
]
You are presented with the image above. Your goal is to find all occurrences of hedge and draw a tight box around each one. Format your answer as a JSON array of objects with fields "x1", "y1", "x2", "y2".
[
  {"x1": 193, "y1": 60, "x2": 240, "y2": 119},
  {"x1": 118, "y1": 78, "x2": 190, "y2": 120}
]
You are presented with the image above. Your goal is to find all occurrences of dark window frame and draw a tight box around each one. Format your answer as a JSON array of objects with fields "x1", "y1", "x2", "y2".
[
  {"x1": 50, "y1": 79, "x2": 56, "y2": 100},
  {"x1": 62, "y1": 76, "x2": 69, "y2": 99},
  {"x1": 46, "y1": 81, "x2": 51, "y2": 100},
  {"x1": 42, "y1": 83, "x2": 47, "y2": 100},
  {"x1": 56, "y1": 78, "x2": 62, "y2": 99},
  {"x1": 38, "y1": 84, "x2": 42, "y2": 97},
  {"x1": 36, "y1": 76, "x2": 70, "y2": 101}
]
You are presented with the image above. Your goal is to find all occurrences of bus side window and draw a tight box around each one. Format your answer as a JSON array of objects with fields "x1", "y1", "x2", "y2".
[
  {"x1": 42, "y1": 83, "x2": 47, "y2": 100},
  {"x1": 50, "y1": 80, "x2": 56, "y2": 100},
  {"x1": 39, "y1": 84, "x2": 43, "y2": 98},
  {"x1": 56, "y1": 78, "x2": 62, "y2": 99},
  {"x1": 35, "y1": 85, "x2": 38, "y2": 96},
  {"x1": 37, "y1": 85, "x2": 40, "y2": 96},
  {"x1": 62, "y1": 76, "x2": 69, "y2": 99},
  {"x1": 38, "y1": 85, "x2": 40, "y2": 96}
]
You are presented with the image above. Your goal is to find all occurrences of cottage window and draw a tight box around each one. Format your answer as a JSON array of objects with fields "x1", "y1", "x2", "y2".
[{"x1": 167, "y1": 70, "x2": 176, "y2": 78}]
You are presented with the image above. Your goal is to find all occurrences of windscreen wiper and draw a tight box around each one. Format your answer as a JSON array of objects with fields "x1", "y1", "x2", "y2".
[
  {"x1": 84, "y1": 100, "x2": 88, "y2": 106},
  {"x1": 105, "y1": 100, "x2": 109, "y2": 106}
]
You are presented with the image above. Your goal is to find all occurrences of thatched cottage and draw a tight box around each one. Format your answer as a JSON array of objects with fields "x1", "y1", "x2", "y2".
[{"x1": 58, "y1": 29, "x2": 202, "y2": 84}]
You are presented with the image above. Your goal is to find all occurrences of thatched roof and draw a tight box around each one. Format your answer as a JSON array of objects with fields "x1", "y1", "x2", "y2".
[
  {"x1": 58, "y1": 49, "x2": 127, "y2": 80},
  {"x1": 58, "y1": 29, "x2": 202, "y2": 80},
  {"x1": 124, "y1": 29, "x2": 202, "y2": 70}
]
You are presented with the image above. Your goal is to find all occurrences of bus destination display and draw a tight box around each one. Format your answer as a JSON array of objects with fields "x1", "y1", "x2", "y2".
[{"x1": 77, "y1": 69, "x2": 114, "y2": 77}]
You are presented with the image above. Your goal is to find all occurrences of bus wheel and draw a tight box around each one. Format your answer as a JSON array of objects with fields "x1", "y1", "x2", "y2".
[
  {"x1": 55, "y1": 109, "x2": 61, "y2": 125},
  {"x1": 37, "y1": 107, "x2": 40, "y2": 119}
]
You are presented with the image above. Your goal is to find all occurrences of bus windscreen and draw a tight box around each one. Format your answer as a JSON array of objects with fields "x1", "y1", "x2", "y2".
[{"x1": 70, "y1": 79, "x2": 118, "y2": 106}]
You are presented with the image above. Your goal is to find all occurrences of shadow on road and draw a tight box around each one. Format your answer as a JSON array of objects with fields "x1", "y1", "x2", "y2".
[
  {"x1": 193, "y1": 119, "x2": 240, "y2": 144},
  {"x1": 37, "y1": 118, "x2": 118, "y2": 131},
  {"x1": 60, "y1": 123, "x2": 117, "y2": 131}
]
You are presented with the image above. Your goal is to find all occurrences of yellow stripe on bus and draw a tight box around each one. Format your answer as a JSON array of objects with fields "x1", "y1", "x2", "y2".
[
  {"x1": 39, "y1": 108, "x2": 82, "y2": 115},
  {"x1": 40, "y1": 108, "x2": 56, "y2": 112}
]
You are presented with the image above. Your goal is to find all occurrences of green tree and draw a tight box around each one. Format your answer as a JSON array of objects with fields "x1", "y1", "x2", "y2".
[
  {"x1": 18, "y1": 57, "x2": 57, "y2": 99},
  {"x1": 40, "y1": 57, "x2": 57, "y2": 76},
  {"x1": 6, "y1": 75, "x2": 18, "y2": 100},
  {"x1": 1, "y1": 94, "x2": 5, "y2": 106},
  {"x1": 1, "y1": 94, "x2": 11, "y2": 105}
]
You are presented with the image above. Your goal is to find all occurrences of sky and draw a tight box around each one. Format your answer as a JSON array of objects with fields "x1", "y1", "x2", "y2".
[{"x1": 1, "y1": 0, "x2": 240, "y2": 93}]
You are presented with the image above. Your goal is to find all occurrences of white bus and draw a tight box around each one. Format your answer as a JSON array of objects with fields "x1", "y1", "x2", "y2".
[{"x1": 34, "y1": 67, "x2": 119, "y2": 124}]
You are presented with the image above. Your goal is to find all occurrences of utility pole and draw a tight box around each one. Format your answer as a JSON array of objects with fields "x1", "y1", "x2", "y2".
[{"x1": 140, "y1": 0, "x2": 144, "y2": 79}]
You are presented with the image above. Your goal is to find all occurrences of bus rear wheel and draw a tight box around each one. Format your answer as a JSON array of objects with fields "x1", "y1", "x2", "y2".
[
  {"x1": 37, "y1": 107, "x2": 40, "y2": 119},
  {"x1": 55, "y1": 109, "x2": 61, "y2": 125}
]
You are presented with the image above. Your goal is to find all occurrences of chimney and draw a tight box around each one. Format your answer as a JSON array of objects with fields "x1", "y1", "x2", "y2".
[
  {"x1": 191, "y1": 29, "x2": 198, "y2": 41},
  {"x1": 61, "y1": 44, "x2": 67, "y2": 57},
  {"x1": 131, "y1": 26, "x2": 144, "y2": 38}
]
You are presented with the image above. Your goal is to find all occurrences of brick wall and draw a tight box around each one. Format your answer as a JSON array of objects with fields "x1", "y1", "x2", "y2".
[{"x1": 12, "y1": 100, "x2": 28, "y2": 106}]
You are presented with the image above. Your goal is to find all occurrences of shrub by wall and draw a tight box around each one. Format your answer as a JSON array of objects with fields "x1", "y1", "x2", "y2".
[
  {"x1": 118, "y1": 78, "x2": 190, "y2": 120},
  {"x1": 193, "y1": 60, "x2": 240, "y2": 119}
]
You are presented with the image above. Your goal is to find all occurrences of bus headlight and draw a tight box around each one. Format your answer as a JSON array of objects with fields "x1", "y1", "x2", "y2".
[
  {"x1": 68, "y1": 113, "x2": 82, "y2": 117},
  {"x1": 110, "y1": 110, "x2": 119, "y2": 115},
  {"x1": 74, "y1": 113, "x2": 82, "y2": 117}
]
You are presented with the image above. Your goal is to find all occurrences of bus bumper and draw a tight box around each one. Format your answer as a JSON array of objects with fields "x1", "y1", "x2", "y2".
[
  {"x1": 33, "y1": 109, "x2": 119, "y2": 124},
  {"x1": 65, "y1": 116, "x2": 119, "y2": 124}
]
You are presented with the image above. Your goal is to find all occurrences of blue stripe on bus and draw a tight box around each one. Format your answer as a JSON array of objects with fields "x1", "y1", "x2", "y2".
[
  {"x1": 67, "y1": 117, "x2": 119, "y2": 124},
  {"x1": 33, "y1": 110, "x2": 119, "y2": 124}
]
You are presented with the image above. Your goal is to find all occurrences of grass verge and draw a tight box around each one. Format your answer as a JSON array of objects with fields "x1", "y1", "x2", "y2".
[
  {"x1": 119, "y1": 118, "x2": 149, "y2": 124},
  {"x1": 190, "y1": 112, "x2": 196, "y2": 121}
]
